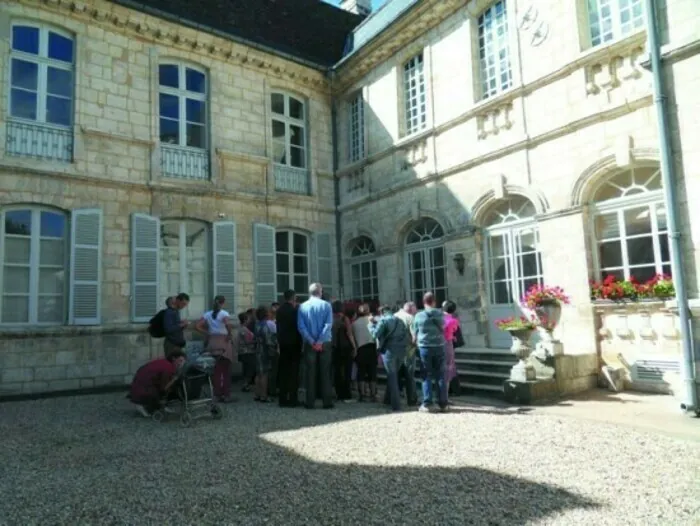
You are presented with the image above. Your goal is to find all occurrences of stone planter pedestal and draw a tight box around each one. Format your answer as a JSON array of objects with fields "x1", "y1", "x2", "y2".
[{"x1": 507, "y1": 328, "x2": 536, "y2": 382}]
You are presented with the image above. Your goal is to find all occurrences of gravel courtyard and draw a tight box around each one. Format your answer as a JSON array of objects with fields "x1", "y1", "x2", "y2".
[{"x1": 1, "y1": 390, "x2": 698, "y2": 526}]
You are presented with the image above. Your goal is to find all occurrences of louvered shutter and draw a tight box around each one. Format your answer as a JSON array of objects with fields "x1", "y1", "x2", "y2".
[
  {"x1": 315, "y1": 232, "x2": 333, "y2": 299},
  {"x1": 131, "y1": 213, "x2": 160, "y2": 322},
  {"x1": 213, "y1": 221, "x2": 237, "y2": 312},
  {"x1": 253, "y1": 223, "x2": 276, "y2": 306},
  {"x1": 69, "y1": 208, "x2": 102, "y2": 325}
]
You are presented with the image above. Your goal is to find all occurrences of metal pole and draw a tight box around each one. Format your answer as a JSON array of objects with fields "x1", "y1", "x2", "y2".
[
  {"x1": 329, "y1": 72, "x2": 345, "y2": 300},
  {"x1": 644, "y1": 0, "x2": 697, "y2": 412}
]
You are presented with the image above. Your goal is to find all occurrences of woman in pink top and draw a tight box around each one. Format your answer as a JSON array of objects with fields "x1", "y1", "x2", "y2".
[{"x1": 442, "y1": 300, "x2": 460, "y2": 399}]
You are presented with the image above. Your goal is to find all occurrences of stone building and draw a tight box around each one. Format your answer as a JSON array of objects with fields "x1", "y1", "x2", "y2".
[{"x1": 1, "y1": 0, "x2": 699, "y2": 400}]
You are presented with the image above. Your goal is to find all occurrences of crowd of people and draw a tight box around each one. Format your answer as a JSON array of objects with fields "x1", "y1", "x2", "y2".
[{"x1": 129, "y1": 284, "x2": 464, "y2": 416}]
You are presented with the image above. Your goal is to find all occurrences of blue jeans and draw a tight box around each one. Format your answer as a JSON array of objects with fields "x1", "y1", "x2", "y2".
[
  {"x1": 381, "y1": 350, "x2": 405, "y2": 411},
  {"x1": 403, "y1": 353, "x2": 418, "y2": 405},
  {"x1": 419, "y1": 346, "x2": 447, "y2": 408}
]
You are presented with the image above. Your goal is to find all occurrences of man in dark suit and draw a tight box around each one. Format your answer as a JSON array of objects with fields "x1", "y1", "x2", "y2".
[{"x1": 276, "y1": 289, "x2": 303, "y2": 407}]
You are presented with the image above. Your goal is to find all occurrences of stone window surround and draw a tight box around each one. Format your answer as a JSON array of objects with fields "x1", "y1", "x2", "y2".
[
  {"x1": 475, "y1": 0, "x2": 513, "y2": 100},
  {"x1": 400, "y1": 51, "x2": 428, "y2": 137},
  {"x1": 584, "y1": 0, "x2": 645, "y2": 49},
  {"x1": 574, "y1": 0, "x2": 646, "y2": 51},
  {"x1": 394, "y1": 41, "x2": 435, "y2": 140},
  {"x1": 270, "y1": 91, "x2": 309, "y2": 170}
]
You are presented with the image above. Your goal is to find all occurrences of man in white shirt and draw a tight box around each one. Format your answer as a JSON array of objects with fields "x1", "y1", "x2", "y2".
[{"x1": 393, "y1": 302, "x2": 418, "y2": 406}]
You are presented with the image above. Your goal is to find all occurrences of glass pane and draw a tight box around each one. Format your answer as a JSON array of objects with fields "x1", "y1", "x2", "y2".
[
  {"x1": 631, "y1": 266, "x2": 657, "y2": 283},
  {"x1": 3, "y1": 267, "x2": 30, "y2": 294},
  {"x1": 159, "y1": 64, "x2": 179, "y2": 88},
  {"x1": 186, "y1": 99, "x2": 205, "y2": 124},
  {"x1": 277, "y1": 274, "x2": 290, "y2": 295},
  {"x1": 271, "y1": 93, "x2": 284, "y2": 115},
  {"x1": 362, "y1": 279, "x2": 371, "y2": 296},
  {"x1": 293, "y1": 233, "x2": 307, "y2": 254},
  {"x1": 4, "y1": 238, "x2": 31, "y2": 264},
  {"x1": 46, "y1": 96, "x2": 71, "y2": 126},
  {"x1": 412, "y1": 270, "x2": 424, "y2": 291},
  {"x1": 599, "y1": 241, "x2": 623, "y2": 268},
  {"x1": 159, "y1": 119, "x2": 179, "y2": 144},
  {"x1": 272, "y1": 120, "x2": 285, "y2": 140},
  {"x1": 431, "y1": 247, "x2": 444, "y2": 267},
  {"x1": 12, "y1": 26, "x2": 40, "y2": 54},
  {"x1": 410, "y1": 251, "x2": 423, "y2": 271},
  {"x1": 11, "y1": 89, "x2": 37, "y2": 120},
  {"x1": 656, "y1": 204, "x2": 667, "y2": 231},
  {"x1": 434, "y1": 267, "x2": 446, "y2": 288},
  {"x1": 5, "y1": 210, "x2": 32, "y2": 235},
  {"x1": 290, "y1": 125, "x2": 305, "y2": 147},
  {"x1": 276, "y1": 254, "x2": 289, "y2": 273},
  {"x1": 493, "y1": 281, "x2": 510, "y2": 304},
  {"x1": 1, "y1": 296, "x2": 29, "y2": 323},
  {"x1": 159, "y1": 93, "x2": 179, "y2": 119},
  {"x1": 48, "y1": 32, "x2": 74, "y2": 63},
  {"x1": 40, "y1": 212, "x2": 65, "y2": 238},
  {"x1": 38, "y1": 297, "x2": 63, "y2": 323},
  {"x1": 40, "y1": 239, "x2": 65, "y2": 266},
  {"x1": 273, "y1": 141, "x2": 286, "y2": 164},
  {"x1": 186, "y1": 68, "x2": 206, "y2": 93},
  {"x1": 360, "y1": 261, "x2": 371, "y2": 277},
  {"x1": 489, "y1": 235, "x2": 507, "y2": 257},
  {"x1": 289, "y1": 97, "x2": 304, "y2": 119},
  {"x1": 659, "y1": 234, "x2": 669, "y2": 263},
  {"x1": 47, "y1": 67, "x2": 72, "y2": 97},
  {"x1": 624, "y1": 207, "x2": 652, "y2": 236},
  {"x1": 627, "y1": 237, "x2": 655, "y2": 266},
  {"x1": 11, "y1": 59, "x2": 38, "y2": 91},
  {"x1": 293, "y1": 255, "x2": 307, "y2": 274},
  {"x1": 39, "y1": 268, "x2": 64, "y2": 294},
  {"x1": 186, "y1": 124, "x2": 205, "y2": 148},
  {"x1": 596, "y1": 213, "x2": 620, "y2": 239},
  {"x1": 290, "y1": 147, "x2": 305, "y2": 168},
  {"x1": 276, "y1": 232, "x2": 289, "y2": 253},
  {"x1": 520, "y1": 253, "x2": 538, "y2": 277},
  {"x1": 351, "y1": 264, "x2": 360, "y2": 281},
  {"x1": 294, "y1": 276, "x2": 307, "y2": 295},
  {"x1": 662, "y1": 264, "x2": 672, "y2": 277}
]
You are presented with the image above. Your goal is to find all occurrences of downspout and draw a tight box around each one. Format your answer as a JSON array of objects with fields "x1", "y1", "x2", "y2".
[
  {"x1": 330, "y1": 70, "x2": 345, "y2": 299},
  {"x1": 643, "y1": 0, "x2": 697, "y2": 412}
]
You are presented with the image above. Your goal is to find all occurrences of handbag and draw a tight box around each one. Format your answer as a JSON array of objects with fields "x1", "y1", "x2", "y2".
[{"x1": 453, "y1": 326, "x2": 465, "y2": 348}]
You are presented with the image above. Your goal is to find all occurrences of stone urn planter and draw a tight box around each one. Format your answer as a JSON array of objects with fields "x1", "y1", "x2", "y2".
[
  {"x1": 534, "y1": 300, "x2": 562, "y2": 342},
  {"x1": 507, "y1": 328, "x2": 536, "y2": 382}
]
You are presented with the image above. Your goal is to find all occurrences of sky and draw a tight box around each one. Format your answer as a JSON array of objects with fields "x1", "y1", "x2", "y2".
[{"x1": 325, "y1": 0, "x2": 388, "y2": 10}]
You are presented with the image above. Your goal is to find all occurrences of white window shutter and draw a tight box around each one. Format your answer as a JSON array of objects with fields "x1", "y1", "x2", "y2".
[
  {"x1": 131, "y1": 213, "x2": 160, "y2": 322},
  {"x1": 213, "y1": 221, "x2": 237, "y2": 313},
  {"x1": 253, "y1": 223, "x2": 276, "y2": 306},
  {"x1": 315, "y1": 232, "x2": 333, "y2": 299},
  {"x1": 69, "y1": 208, "x2": 103, "y2": 325}
]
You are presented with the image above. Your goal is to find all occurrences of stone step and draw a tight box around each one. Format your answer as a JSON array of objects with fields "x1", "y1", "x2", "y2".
[
  {"x1": 462, "y1": 382, "x2": 504, "y2": 392},
  {"x1": 461, "y1": 369, "x2": 510, "y2": 379}
]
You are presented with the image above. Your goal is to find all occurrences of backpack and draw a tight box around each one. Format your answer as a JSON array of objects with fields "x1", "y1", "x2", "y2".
[{"x1": 148, "y1": 309, "x2": 166, "y2": 338}]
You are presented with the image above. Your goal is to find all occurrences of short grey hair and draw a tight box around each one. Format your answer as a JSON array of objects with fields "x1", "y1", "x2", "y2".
[
  {"x1": 308, "y1": 283, "x2": 322, "y2": 297},
  {"x1": 403, "y1": 301, "x2": 416, "y2": 312}
]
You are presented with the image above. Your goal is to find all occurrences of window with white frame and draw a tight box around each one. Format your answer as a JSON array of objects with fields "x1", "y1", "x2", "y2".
[
  {"x1": 402, "y1": 53, "x2": 427, "y2": 136},
  {"x1": 350, "y1": 237, "x2": 379, "y2": 303},
  {"x1": 160, "y1": 220, "x2": 210, "y2": 319},
  {"x1": 1, "y1": 207, "x2": 67, "y2": 324},
  {"x1": 7, "y1": 23, "x2": 75, "y2": 161},
  {"x1": 592, "y1": 166, "x2": 669, "y2": 282},
  {"x1": 275, "y1": 230, "x2": 309, "y2": 300},
  {"x1": 405, "y1": 218, "x2": 447, "y2": 308},
  {"x1": 349, "y1": 92, "x2": 365, "y2": 162},
  {"x1": 587, "y1": 0, "x2": 645, "y2": 48},
  {"x1": 478, "y1": 0, "x2": 512, "y2": 100},
  {"x1": 271, "y1": 93, "x2": 307, "y2": 169}
]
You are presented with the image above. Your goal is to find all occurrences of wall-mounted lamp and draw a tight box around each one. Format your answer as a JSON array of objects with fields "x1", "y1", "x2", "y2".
[{"x1": 453, "y1": 253, "x2": 465, "y2": 276}]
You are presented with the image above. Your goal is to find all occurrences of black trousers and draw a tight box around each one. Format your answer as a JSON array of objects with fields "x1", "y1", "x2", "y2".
[
  {"x1": 278, "y1": 344, "x2": 301, "y2": 406},
  {"x1": 333, "y1": 349, "x2": 353, "y2": 400}
]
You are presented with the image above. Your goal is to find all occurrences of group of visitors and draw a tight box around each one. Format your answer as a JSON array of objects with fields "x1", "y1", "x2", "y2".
[{"x1": 129, "y1": 284, "x2": 463, "y2": 416}]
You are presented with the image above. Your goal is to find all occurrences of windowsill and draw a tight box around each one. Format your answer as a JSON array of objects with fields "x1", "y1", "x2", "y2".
[
  {"x1": 578, "y1": 30, "x2": 647, "y2": 62},
  {"x1": 0, "y1": 323, "x2": 145, "y2": 339},
  {"x1": 396, "y1": 127, "x2": 432, "y2": 149}
]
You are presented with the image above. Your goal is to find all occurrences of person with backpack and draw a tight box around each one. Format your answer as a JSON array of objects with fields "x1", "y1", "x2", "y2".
[
  {"x1": 195, "y1": 295, "x2": 235, "y2": 403},
  {"x1": 161, "y1": 293, "x2": 190, "y2": 358},
  {"x1": 412, "y1": 292, "x2": 447, "y2": 413},
  {"x1": 331, "y1": 300, "x2": 357, "y2": 404},
  {"x1": 369, "y1": 305, "x2": 409, "y2": 412}
]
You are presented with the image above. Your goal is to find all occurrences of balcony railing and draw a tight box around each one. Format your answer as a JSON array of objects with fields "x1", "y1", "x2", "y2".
[
  {"x1": 274, "y1": 164, "x2": 310, "y2": 195},
  {"x1": 160, "y1": 144, "x2": 210, "y2": 180},
  {"x1": 5, "y1": 119, "x2": 73, "y2": 162}
]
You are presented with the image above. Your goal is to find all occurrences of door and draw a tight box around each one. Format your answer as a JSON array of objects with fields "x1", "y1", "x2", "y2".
[{"x1": 406, "y1": 245, "x2": 447, "y2": 308}]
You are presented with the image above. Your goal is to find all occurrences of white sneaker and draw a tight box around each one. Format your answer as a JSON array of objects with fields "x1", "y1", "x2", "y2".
[
  {"x1": 164, "y1": 406, "x2": 178, "y2": 414},
  {"x1": 135, "y1": 405, "x2": 150, "y2": 418}
]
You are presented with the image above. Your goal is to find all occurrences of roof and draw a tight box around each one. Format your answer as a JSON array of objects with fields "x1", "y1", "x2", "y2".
[{"x1": 109, "y1": 0, "x2": 365, "y2": 68}]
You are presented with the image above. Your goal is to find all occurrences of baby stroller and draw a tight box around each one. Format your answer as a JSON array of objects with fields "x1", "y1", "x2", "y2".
[{"x1": 152, "y1": 346, "x2": 224, "y2": 427}]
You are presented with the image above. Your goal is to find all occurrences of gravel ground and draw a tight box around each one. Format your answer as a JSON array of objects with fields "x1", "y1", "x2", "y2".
[{"x1": 0, "y1": 389, "x2": 698, "y2": 526}]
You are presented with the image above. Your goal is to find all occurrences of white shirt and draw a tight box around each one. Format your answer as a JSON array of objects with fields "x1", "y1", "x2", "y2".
[
  {"x1": 352, "y1": 316, "x2": 374, "y2": 348},
  {"x1": 203, "y1": 309, "x2": 230, "y2": 335}
]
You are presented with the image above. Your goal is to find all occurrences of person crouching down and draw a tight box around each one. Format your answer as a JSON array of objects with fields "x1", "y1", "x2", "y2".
[
  {"x1": 254, "y1": 305, "x2": 278, "y2": 403},
  {"x1": 129, "y1": 350, "x2": 186, "y2": 417}
]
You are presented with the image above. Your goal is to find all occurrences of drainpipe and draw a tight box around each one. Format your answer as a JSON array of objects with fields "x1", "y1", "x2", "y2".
[
  {"x1": 643, "y1": 0, "x2": 697, "y2": 413},
  {"x1": 329, "y1": 71, "x2": 345, "y2": 299}
]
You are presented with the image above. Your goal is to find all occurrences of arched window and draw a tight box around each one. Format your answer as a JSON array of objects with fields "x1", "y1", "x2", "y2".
[
  {"x1": 160, "y1": 219, "x2": 210, "y2": 319},
  {"x1": 405, "y1": 218, "x2": 446, "y2": 307},
  {"x1": 1, "y1": 207, "x2": 68, "y2": 324},
  {"x1": 349, "y1": 236, "x2": 378, "y2": 303},
  {"x1": 592, "y1": 166, "x2": 668, "y2": 282},
  {"x1": 276, "y1": 230, "x2": 309, "y2": 300}
]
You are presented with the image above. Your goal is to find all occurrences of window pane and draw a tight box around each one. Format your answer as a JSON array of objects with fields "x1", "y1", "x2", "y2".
[
  {"x1": 4, "y1": 238, "x2": 31, "y2": 264},
  {"x1": 361, "y1": 261, "x2": 371, "y2": 277},
  {"x1": 5, "y1": 210, "x2": 32, "y2": 235},
  {"x1": 271, "y1": 93, "x2": 285, "y2": 115},
  {"x1": 11, "y1": 89, "x2": 37, "y2": 120},
  {"x1": 186, "y1": 124, "x2": 205, "y2": 148},
  {"x1": 599, "y1": 241, "x2": 623, "y2": 268},
  {"x1": 40, "y1": 239, "x2": 65, "y2": 266},
  {"x1": 624, "y1": 207, "x2": 652, "y2": 236},
  {"x1": 627, "y1": 237, "x2": 655, "y2": 266},
  {"x1": 186, "y1": 68, "x2": 206, "y2": 93},
  {"x1": 1, "y1": 296, "x2": 29, "y2": 323},
  {"x1": 293, "y1": 255, "x2": 307, "y2": 274},
  {"x1": 276, "y1": 254, "x2": 289, "y2": 273},
  {"x1": 294, "y1": 276, "x2": 307, "y2": 294},
  {"x1": 276, "y1": 232, "x2": 289, "y2": 252},
  {"x1": 46, "y1": 96, "x2": 71, "y2": 126},
  {"x1": 595, "y1": 213, "x2": 620, "y2": 239},
  {"x1": 47, "y1": 67, "x2": 73, "y2": 98},
  {"x1": 351, "y1": 264, "x2": 360, "y2": 281},
  {"x1": 40, "y1": 212, "x2": 64, "y2": 238},
  {"x1": 432, "y1": 247, "x2": 444, "y2": 267},
  {"x1": 11, "y1": 59, "x2": 38, "y2": 91},
  {"x1": 273, "y1": 141, "x2": 286, "y2": 164},
  {"x1": 656, "y1": 204, "x2": 667, "y2": 231},
  {"x1": 659, "y1": 234, "x2": 670, "y2": 262},
  {"x1": 159, "y1": 93, "x2": 179, "y2": 119},
  {"x1": 277, "y1": 274, "x2": 290, "y2": 295},
  {"x1": 362, "y1": 279, "x2": 371, "y2": 296},
  {"x1": 48, "y1": 32, "x2": 74, "y2": 63},
  {"x1": 290, "y1": 147, "x2": 305, "y2": 168},
  {"x1": 38, "y1": 298, "x2": 63, "y2": 323},
  {"x1": 493, "y1": 281, "x2": 510, "y2": 304},
  {"x1": 39, "y1": 268, "x2": 64, "y2": 294},
  {"x1": 272, "y1": 120, "x2": 285, "y2": 140},
  {"x1": 434, "y1": 268, "x2": 446, "y2": 289},
  {"x1": 289, "y1": 97, "x2": 304, "y2": 119},
  {"x1": 293, "y1": 233, "x2": 307, "y2": 254},
  {"x1": 12, "y1": 26, "x2": 39, "y2": 54},
  {"x1": 186, "y1": 99, "x2": 205, "y2": 124},
  {"x1": 159, "y1": 64, "x2": 179, "y2": 88},
  {"x1": 290, "y1": 125, "x2": 305, "y2": 147},
  {"x1": 159, "y1": 119, "x2": 179, "y2": 144},
  {"x1": 3, "y1": 267, "x2": 30, "y2": 294}
]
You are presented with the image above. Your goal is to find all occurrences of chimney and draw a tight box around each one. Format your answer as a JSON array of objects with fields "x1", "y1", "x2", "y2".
[{"x1": 340, "y1": 0, "x2": 372, "y2": 16}]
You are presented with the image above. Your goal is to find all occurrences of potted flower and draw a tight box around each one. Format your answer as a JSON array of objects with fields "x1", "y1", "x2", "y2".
[
  {"x1": 521, "y1": 284, "x2": 570, "y2": 340},
  {"x1": 495, "y1": 316, "x2": 537, "y2": 363},
  {"x1": 590, "y1": 274, "x2": 676, "y2": 302}
]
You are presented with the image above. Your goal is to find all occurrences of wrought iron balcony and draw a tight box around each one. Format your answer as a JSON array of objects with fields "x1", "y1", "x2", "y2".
[
  {"x1": 274, "y1": 164, "x2": 310, "y2": 195},
  {"x1": 160, "y1": 144, "x2": 210, "y2": 180},
  {"x1": 5, "y1": 119, "x2": 73, "y2": 162}
]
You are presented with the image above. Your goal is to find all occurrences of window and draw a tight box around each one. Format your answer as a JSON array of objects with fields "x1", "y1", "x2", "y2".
[
  {"x1": 592, "y1": 166, "x2": 668, "y2": 282},
  {"x1": 271, "y1": 93, "x2": 307, "y2": 169},
  {"x1": 403, "y1": 53, "x2": 427, "y2": 136},
  {"x1": 158, "y1": 63, "x2": 209, "y2": 179},
  {"x1": 276, "y1": 230, "x2": 309, "y2": 301},
  {"x1": 405, "y1": 218, "x2": 446, "y2": 307},
  {"x1": 478, "y1": 0, "x2": 512, "y2": 100},
  {"x1": 160, "y1": 220, "x2": 210, "y2": 319},
  {"x1": 1, "y1": 208, "x2": 67, "y2": 324},
  {"x1": 7, "y1": 23, "x2": 75, "y2": 161},
  {"x1": 587, "y1": 0, "x2": 644, "y2": 47},
  {"x1": 349, "y1": 92, "x2": 365, "y2": 162},
  {"x1": 349, "y1": 237, "x2": 379, "y2": 303}
]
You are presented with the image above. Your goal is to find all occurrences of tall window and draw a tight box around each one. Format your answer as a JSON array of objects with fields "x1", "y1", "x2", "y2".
[
  {"x1": 588, "y1": 0, "x2": 644, "y2": 47},
  {"x1": 271, "y1": 93, "x2": 307, "y2": 169},
  {"x1": 349, "y1": 92, "x2": 365, "y2": 162},
  {"x1": 592, "y1": 166, "x2": 668, "y2": 282},
  {"x1": 7, "y1": 24, "x2": 74, "y2": 161},
  {"x1": 349, "y1": 237, "x2": 379, "y2": 303},
  {"x1": 158, "y1": 63, "x2": 208, "y2": 179},
  {"x1": 276, "y1": 230, "x2": 309, "y2": 300},
  {"x1": 160, "y1": 220, "x2": 210, "y2": 319},
  {"x1": 478, "y1": 0, "x2": 512, "y2": 100},
  {"x1": 403, "y1": 53, "x2": 427, "y2": 136},
  {"x1": 1, "y1": 207, "x2": 67, "y2": 324},
  {"x1": 405, "y1": 218, "x2": 446, "y2": 307}
]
